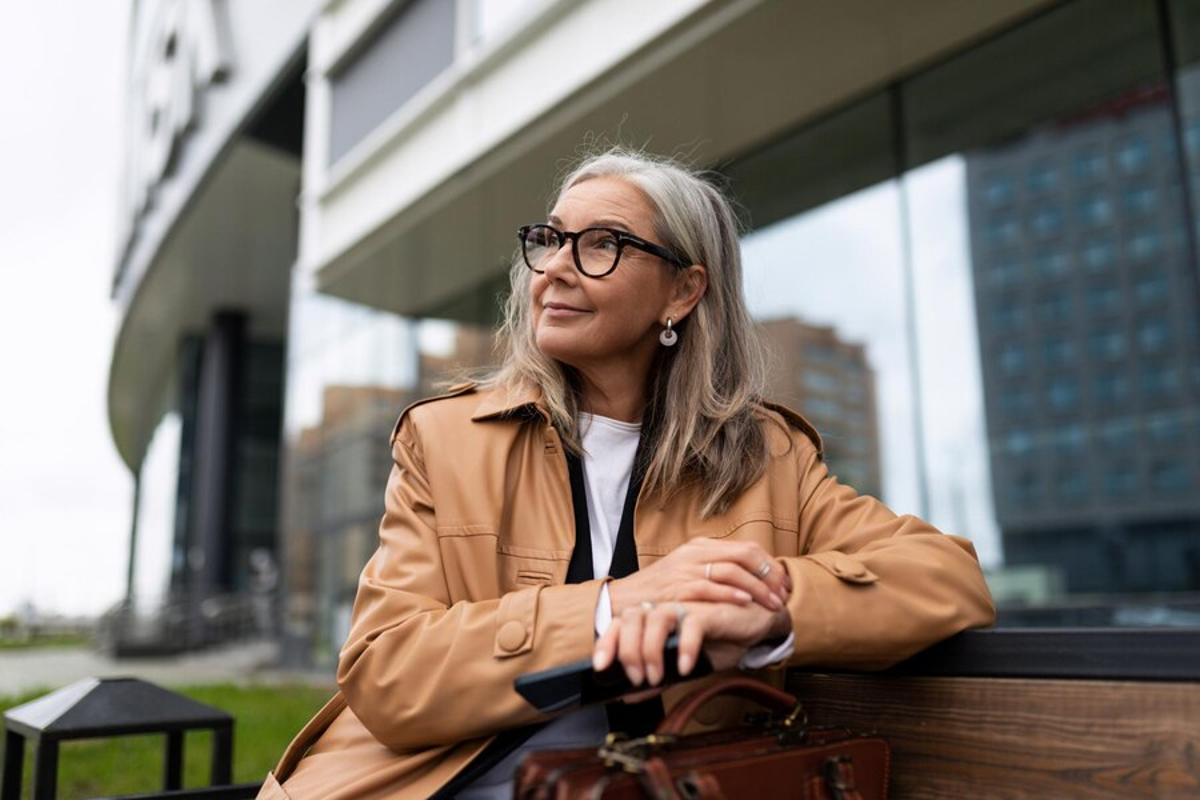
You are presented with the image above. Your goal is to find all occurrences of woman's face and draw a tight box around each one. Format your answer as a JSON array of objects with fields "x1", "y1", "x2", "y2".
[{"x1": 531, "y1": 176, "x2": 704, "y2": 387}]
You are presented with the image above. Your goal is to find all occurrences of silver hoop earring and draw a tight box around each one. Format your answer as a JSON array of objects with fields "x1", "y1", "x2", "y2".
[{"x1": 659, "y1": 317, "x2": 678, "y2": 347}]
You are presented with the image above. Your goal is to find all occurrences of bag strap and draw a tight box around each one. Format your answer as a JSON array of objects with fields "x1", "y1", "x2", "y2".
[
  {"x1": 657, "y1": 676, "x2": 798, "y2": 735},
  {"x1": 823, "y1": 754, "x2": 866, "y2": 800},
  {"x1": 643, "y1": 750, "x2": 866, "y2": 800}
]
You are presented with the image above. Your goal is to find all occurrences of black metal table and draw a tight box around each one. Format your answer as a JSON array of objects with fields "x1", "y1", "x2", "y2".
[{"x1": 2, "y1": 677, "x2": 233, "y2": 800}]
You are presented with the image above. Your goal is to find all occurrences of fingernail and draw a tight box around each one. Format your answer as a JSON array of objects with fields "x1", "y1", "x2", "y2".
[
  {"x1": 628, "y1": 667, "x2": 643, "y2": 686},
  {"x1": 770, "y1": 593, "x2": 783, "y2": 610},
  {"x1": 679, "y1": 653, "x2": 693, "y2": 676},
  {"x1": 646, "y1": 664, "x2": 661, "y2": 686},
  {"x1": 735, "y1": 590, "x2": 752, "y2": 603},
  {"x1": 593, "y1": 651, "x2": 606, "y2": 670}
]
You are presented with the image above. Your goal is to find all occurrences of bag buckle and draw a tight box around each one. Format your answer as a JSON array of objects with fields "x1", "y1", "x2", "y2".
[
  {"x1": 822, "y1": 754, "x2": 858, "y2": 800},
  {"x1": 598, "y1": 733, "x2": 677, "y2": 773}
]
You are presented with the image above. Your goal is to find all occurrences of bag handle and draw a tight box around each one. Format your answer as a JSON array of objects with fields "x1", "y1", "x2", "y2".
[{"x1": 657, "y1": 676, "x2": 798, "y2": 735}]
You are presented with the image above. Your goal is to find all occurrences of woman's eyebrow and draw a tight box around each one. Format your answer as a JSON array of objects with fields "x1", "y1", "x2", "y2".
[
  {"x1": 546, "y1": 213, "x2": 636, "y2": 232},
  {"x1": 589, "y1": 217, "x2": 635, "y2": 231}
]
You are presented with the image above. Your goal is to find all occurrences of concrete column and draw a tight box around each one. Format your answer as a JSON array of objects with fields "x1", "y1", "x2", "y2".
[{"x1": 190, "y1": 310, "x2": 245, "y2": 596}]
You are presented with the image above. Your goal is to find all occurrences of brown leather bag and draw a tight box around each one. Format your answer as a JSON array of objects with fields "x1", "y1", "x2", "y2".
[{"x1": 514, "y1": 676, "x2": 888, "y2": 800}]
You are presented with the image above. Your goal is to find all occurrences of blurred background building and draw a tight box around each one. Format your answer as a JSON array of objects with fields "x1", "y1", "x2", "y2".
[
  {"x1": 966, "y1": 84, "x2": 1200, "y2": 597},
  {"x1": 759, "y1": 318, "x2": 882, "y2": 498},
  {"x1": 108, "y1": 0, "x2": 1200, "y2": 665}
]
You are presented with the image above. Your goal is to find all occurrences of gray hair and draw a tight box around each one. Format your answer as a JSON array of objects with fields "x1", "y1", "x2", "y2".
[{"x1": 487, "y1": 147, "x2": 769, "y2": 515}]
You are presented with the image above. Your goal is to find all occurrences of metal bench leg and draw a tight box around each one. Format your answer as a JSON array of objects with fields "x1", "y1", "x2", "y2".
[
  {"x1": 211, "y1": 723, "x2": 233, "y2": 786},
  {"x1": 30, "y1": 740, "x2": 57, "y2": 800},
  {"x1": 165, "y1": 730, "x2": 184, "y2": 790},
  {"x1": 2, "y1": 731, "x2": 24, "y2": 800}
]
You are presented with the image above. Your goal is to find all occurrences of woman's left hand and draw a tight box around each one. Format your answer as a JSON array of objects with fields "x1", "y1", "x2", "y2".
[{"x1": 592, "y1": 596, "x2": 792, "y2": 689}]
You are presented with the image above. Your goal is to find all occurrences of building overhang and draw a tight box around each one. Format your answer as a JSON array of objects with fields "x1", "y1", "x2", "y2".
[
  {"x1": 107, "y1": 139, "x2": 300, "y2": 471},
  {"x1": 108, "y1": 0, "x2": 319, "y2": 471},
  {"x1": 304, "y1": 0, "x2": 1055, "y2": 325}
]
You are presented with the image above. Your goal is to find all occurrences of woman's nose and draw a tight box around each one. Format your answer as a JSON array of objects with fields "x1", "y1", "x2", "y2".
[{"x1": 540, "y1": 241, "x2": 578, "y2": 282}]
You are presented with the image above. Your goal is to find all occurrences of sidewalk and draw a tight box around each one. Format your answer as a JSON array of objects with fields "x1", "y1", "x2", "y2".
[{"x1": 0, "y1": 640, "x2": 334, "y2": 696}]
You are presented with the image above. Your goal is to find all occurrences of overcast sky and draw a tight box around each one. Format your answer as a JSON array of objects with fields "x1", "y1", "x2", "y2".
[{"x1": 0, "y1": 3, "x2": 134, "y2": 617}]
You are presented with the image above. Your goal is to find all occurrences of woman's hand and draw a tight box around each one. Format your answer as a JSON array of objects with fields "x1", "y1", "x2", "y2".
[
  {"x1": 607, "y1": 539, "x2": 791, "y2": 618},
  {"x1": 593, "y1": 596, "x2": 793, "y2": 689}
]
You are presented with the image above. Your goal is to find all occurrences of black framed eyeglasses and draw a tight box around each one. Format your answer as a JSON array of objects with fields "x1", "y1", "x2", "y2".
[{"x1": 517, "y1": 224, "x2": 688, "y2": 278}]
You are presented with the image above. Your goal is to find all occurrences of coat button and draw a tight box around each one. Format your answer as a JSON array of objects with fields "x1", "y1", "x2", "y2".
[{"x1": 498, "y1": 620, "x2": 527, "y2": 652}]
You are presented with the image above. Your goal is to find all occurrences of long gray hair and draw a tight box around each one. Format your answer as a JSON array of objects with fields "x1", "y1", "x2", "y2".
[{"x1": 486, "y1": 147, "x2": 769, "y2": 516}]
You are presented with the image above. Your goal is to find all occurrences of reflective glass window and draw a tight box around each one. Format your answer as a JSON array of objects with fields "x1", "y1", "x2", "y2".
[
  {"x1": 1117, "y1": 136, "x2": 1151, "y2": 173},
  {"x1": 1073, "y1": 148, "x2": 1107, "y2": 183},
  {"x1": 1082, "y1": 238, "x2": 1117, "y2": 271},
  {"x1": 725, "y1": 0, "x2": 1200, "y2": 627},
  {"x1": 1078, "y1": 194, "x2": 1114, "y2": 226},
  {"x1": 1123, "y1": 185, "x2": 1157, "y2": 215},
  {"x1": 1027, "y1": 160, "x2": 1060, "y2": 194}
]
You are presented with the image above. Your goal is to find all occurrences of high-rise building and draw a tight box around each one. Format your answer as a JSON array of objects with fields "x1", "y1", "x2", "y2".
[
  {"x1": 759, "y1": 318, "x2": 882, "y2": 499},
  {"x1": 966, "y1": 87, "x2": 1200, "y2": 593}
]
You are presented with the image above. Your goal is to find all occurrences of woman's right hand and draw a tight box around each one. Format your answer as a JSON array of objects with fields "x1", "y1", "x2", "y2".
[
  {"x1": 606, "y1": 537, "x2": 791, "y2": 617},
  {"x1": 594, "y1": 595, "x2": 793, "y2": 688}
]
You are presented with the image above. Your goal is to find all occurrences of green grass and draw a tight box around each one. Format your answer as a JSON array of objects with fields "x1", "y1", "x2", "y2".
[
  {"x1": 0, "y1": 682, "x2": 335, "y2": 799},
  {"x1": 0, "y1": 635, "x2": 94, "y2": 651}
]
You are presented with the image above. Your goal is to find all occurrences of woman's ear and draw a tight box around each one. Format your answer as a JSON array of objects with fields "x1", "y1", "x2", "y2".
[{"x1": 667, "y1": 264, "x2": 708, "y2": 323}]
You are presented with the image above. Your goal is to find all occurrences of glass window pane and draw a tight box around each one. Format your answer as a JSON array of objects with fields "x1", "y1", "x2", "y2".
[
  {"x1": 731, "y1": 95, "x2": 926, "y2": 533},
  {"x1": 278, "y1": 265, "x2": 498, "y2": 662},
  {"x1": 904, "y1": 0, "x2": 1200, "y2": 624}
]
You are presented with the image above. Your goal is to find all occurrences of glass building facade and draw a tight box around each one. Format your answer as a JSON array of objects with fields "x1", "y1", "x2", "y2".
[{"x1": 265, "y1": 0, "x2": 1200, "y2": 664}]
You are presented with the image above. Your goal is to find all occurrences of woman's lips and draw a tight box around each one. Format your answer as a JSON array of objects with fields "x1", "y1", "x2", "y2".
[{"x1": 542, "y1": 302, "x2": 590, "y2": 318}]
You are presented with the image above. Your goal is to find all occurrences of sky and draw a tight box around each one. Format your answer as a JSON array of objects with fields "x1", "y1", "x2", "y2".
[{"x1": 0, "y1": 3, "x2": 134, "y2": 617}]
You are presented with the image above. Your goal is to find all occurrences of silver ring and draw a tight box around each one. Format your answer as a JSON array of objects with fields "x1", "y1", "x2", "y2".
[
  {"x1": 756, "y1": 561, "x2": 771, "y2": 579},
  {"x1": 674, "y1": 603, "x2": 688, "y2": 624},
  {"x1": 640, "y1": 600, "x2": 656, "y2": 612},
  {"x1": 704, "y1": 562, "x2": 713, "y2": 581}
]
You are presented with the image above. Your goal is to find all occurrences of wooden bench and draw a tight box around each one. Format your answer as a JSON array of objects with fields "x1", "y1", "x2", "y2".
[{"x1": 787, "y1": 629, "x2": 1200, "y2": 798}]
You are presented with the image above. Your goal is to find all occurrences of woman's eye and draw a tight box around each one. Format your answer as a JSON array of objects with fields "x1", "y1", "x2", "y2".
[{"x1": 527, "y1": 229, "x2": 556, "y2": 247}]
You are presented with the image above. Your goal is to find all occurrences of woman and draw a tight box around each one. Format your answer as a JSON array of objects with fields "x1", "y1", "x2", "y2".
[{"x1": 261, "y1": 149, "x2": 995, "y2": 799}]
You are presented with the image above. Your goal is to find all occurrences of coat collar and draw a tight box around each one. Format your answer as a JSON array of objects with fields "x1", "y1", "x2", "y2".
[
  {"x1": 463, "y1": 382, "x2": 822, "y2": 456},
  {"x1": 468, "y1": 381, "x2": 549, "y2": 423}
]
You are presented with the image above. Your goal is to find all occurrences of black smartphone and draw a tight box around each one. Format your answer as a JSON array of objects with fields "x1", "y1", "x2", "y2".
[{"x1": 514, "y1": 634, "x2": 713, "y2": 713}]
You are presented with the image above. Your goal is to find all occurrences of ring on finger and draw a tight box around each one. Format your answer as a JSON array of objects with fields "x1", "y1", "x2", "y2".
[
  {"x1": 640, "y1": 600, "x2": 657, "y2": 612},
  {"x1": 674, "y1": 603, "x2": 688, "y2": 624},
  {"x1": 756, "y1": 561, "x2": 771, "y2": 578},
  {"x1": 704, "y1": 562, "x2": 713, "y2": 581}
]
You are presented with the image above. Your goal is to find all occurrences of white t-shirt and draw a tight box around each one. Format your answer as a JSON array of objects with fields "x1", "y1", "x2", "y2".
[{"x1": 579, "y1": 412, "x2": 643, "y2": 581}]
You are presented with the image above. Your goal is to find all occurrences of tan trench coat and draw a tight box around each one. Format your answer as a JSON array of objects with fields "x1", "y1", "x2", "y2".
[{"x1": 261, "y1": 383, "x2": 995, "y2": 798}]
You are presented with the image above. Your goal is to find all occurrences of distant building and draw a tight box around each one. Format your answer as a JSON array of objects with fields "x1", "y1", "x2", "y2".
[
  {"x1": 283, "y1": 384, "x2": 414, "y2": 661},
  {"x1": 416, "y1": 325, "x2": 497, "y2": 395},
  {"x1": 966, "y1": 85, "x2": 1200, "y2": 593},
  {"x1": 759, "y1": 318, "x2": 882, "y2": 499}
]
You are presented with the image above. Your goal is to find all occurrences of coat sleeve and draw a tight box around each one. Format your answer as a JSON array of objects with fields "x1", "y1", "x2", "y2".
[
  {"x1": 335, "y1": 415, "x2": 602, "y2": 752},
  {"x1": 781, "y1": 440, "x2": 996, "y2": 670}
]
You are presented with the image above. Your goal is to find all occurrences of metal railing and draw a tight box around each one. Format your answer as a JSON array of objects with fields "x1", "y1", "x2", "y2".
[{"x1": 97, "y1": 592, "x2": 274, "y2": 657}]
